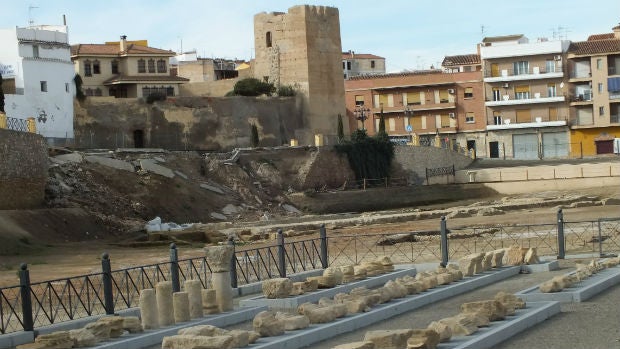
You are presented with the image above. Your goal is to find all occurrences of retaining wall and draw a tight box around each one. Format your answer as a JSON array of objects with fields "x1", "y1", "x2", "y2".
[{"x1": 0, "y1": 129, "x2": 48, "y2": 209}]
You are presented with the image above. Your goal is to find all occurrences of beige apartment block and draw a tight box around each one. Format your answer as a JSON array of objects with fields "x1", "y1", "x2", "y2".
[
  {"x1": 342, "y1": 51, "x2": 386, "y2": 79},
  {"x1": 254, "y1": 5, "x2": 347, "y2": 145}
]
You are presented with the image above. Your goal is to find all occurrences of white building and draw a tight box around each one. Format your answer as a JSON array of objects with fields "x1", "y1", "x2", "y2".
[{"x1": 0, "y1": 25, "x2": 74, "y2": 144}]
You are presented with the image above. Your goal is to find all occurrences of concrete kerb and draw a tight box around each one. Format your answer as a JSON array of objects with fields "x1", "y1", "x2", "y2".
[
  {"x1": 239, "y1": 267, "x2": 418, "y2": 309},
  {"x1": 0, "y1": 331, "x2": 33, "y2": 349},
  {"x1": 516, "y1": 265, "x2": 620, "y2": 302},
  {"x1": 247, "y1": 266, "x2": 520, "y2": 349},
  {"x1": 443, "y1": 301, "x2": 561, "y2": 349},
  {"x1": 90, "y1": 306, "x2": 267, "y2": 349}
]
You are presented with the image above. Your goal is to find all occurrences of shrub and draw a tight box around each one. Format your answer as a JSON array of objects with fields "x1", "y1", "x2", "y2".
[
  {"x1": 335, "y1": 129, "x2": 394, "y2": 181},
  {"x1": 233, "y1": 78, "x2": 275, "y2": 96},
  {"x1": 277, "y1": 85, "x2": 296, "y2": 96}
]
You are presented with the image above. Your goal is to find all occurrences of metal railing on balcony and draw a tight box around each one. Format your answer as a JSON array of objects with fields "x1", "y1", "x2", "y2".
[{"x1": 484, "y1": 67, "x2": 559, "y2": 78}]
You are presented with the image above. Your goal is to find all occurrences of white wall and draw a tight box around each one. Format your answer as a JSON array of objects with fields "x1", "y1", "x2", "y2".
[{"x1": 0, "y1": 26, "x2": 74, "y2": 141}]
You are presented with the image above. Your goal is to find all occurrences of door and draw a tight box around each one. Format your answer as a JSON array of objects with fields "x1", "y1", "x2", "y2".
[
  {"x1": 133, "y1": 130, "x2": 144, "y2": 148},
  {"x1": 596, "y1": 140, "x2": 614, "y2": 154},
  {"x1": 542, "y1": 132, "x2": 568, "y2": 158},
  {"x1": 489, "y1": 141, "x2": 499, "y2": 158},
  {"x1": 467, "y1": 140, "x2": 476, "y2": 158},
  {"x1": 491, "y1": 63, "x2": 499, "y2": 77},
  {"x1": 513, "y1": 134, "x2": 539, "y2": 159}
]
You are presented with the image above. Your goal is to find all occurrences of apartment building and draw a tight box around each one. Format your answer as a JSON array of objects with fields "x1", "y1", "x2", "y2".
[
  {"x1": 344, "y1": 70, "x2": 485, "y2": 154},
  {"x1": 0, "y1": 24, "x2": 74, "y2": 144},
  {"x1": 342, "y1": 51, "x2": 386, "y2": 79},
  {"x1": 480, "y1": 35, "x2": 571, "y2": 159},
  {"x1": 71, "y1": 36, "x2": 188, "y2": 98},
  {"x1": 567, "y1": 25, "x2": 620, "y2": 156},
  {"x1": 442, "y1": 54, "x2": 481, "y2": 73}
]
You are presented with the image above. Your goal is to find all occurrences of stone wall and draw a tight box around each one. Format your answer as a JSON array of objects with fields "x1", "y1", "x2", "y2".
[
  {"x1": 73, "y1": 96, "x2": 304, "y2": 150},
  {"x1": 393, "y1": 145, "x2": 475, "y2": 185},
  {"x1": 0, "y1": 129, "x2": 48, "y2": 209}
]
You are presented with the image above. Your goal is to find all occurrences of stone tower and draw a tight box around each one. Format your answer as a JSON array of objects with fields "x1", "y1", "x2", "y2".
[{"x1": 254, "y1": 5, "x2": 348, "y2": 145}]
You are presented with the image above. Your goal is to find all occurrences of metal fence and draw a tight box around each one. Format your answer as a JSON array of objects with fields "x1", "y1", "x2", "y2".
[{"x1": 2, "y1": 213, "x2": 619, "y2": 334}]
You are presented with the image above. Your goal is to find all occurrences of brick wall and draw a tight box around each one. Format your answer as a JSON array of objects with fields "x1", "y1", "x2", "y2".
[{"x1": 0, "y1": 129, "x2": 48, "y2": 209}]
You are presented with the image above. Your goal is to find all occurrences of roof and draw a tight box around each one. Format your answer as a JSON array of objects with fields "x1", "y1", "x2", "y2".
[
  {"x1": 71, "y1": 43, "x2": 174, "y2": 57},
  {"x1": 588, "y1": 33, "x2": 615, "y2": 41},
  {"x1": 348, "y1": 70, "x2": 444, "y2": 81},
  {"x1": 568, "y1": 39, "x2": 620, "y2": 55},
  {"x1": 342, "y1": 53, "x2": 384, "y2": 60},
  {"x1": 103, "y1": 74, "x2": 189, "y2": 85},
  {"x1": 442, "y1": 54, "x2": 480, "y2": 67},
  {"x1": 482, "y1": 34, "x2": 524, "y2": 43}
]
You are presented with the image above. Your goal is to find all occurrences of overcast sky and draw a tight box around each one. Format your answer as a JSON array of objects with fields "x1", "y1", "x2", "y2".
[{"x1": 3, "y1": 0, "x2": 619, "y2": 72}]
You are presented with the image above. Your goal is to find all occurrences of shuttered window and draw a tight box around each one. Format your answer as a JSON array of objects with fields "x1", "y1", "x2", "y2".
[
  {"x1": 515, "y1": 85, "x2": 530, "y2": 100},
  {"x1": 412, "y1": 116, "x2": 423, "y2": 130},
  {"x1": 549, "y1": 107, "x2": 558, "y2": 121},
  {"x1": 378, "y1": 94, "x2": 389, "y2": 108},
  {"x1": 355, "y1": 95, "x2": 364, "y2": 106},
  {"x1": 516, "y1": 109, "x2": 531, "y2": 123},
  {"x1": 407, "y1": 92, "x2": 421, "y2": 105},
  {"x1": 464, "y1": 87, "x2": 473, "y2": 98},
  {"x1": 441, "y1": 114, "x2": 451, "y2": 127},
  {"x1": 439, "y1": 90, "x2": 449, "y2": 103}
]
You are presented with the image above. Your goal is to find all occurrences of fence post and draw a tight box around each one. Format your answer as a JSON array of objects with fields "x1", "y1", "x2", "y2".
[
  {"x1": 277, "y1": 229, "x2": 286, "y2": 277},
  {"x1": 228, "y1": 237, "x2": 238, "y2": 288},
  {"x1": 19, "y1": 263, "x2": 34, "y2": 331},
  {"x1": 440, "y1": 217, "x2": 449, "y2": 267},
  {"x1": 101, "y1": 253, "x2": 115, "y2": 315},
  {"x1": 557, "y1": 209, "x2": 565, "y2": 259},
  {"x1": 363, "y1": 178, "x2": 367, "y2": 190},
  {"x1": 169, "y1": 243, "x2": 180, "y2": 292},
  {"x1": 319, "y1": 224, "x2": 328, "y2": 268}
]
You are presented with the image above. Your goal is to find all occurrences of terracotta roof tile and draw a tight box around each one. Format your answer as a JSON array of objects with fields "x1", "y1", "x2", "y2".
[
  {"x1": 342, "y1": 53, "x2": 384, "y2": 59},
  {"x1": 588, "y1": 33, "x2": 615, "y2": 41},
  {"x1": 348, "y1": 70, "x2": 443, "y2": 81},
  {"x1": 71, "y1": 43, "x2": 174, "y2": 56},
  {"x1": 442, "y1": 54, "x2": 480, "y2": 66},
  {"x1": 568, "y1": 39, "x2": 620, "y2": 55}
]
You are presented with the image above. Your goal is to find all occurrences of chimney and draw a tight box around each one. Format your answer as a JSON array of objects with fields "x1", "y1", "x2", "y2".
[
  {"x1": 120, "y1": 35, "x2": 127, "y2": 52},
  {"x1": 613, "y1": 24, "x2": 620, "y2": 39}
]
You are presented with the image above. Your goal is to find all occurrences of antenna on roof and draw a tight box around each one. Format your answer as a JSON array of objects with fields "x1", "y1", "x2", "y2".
[
  {"x1": 28, "y1": 5, "x2": 39, "y2": 26},
  {"x1": 480, "y1": 25, "x2": 486, "y2": 37}
]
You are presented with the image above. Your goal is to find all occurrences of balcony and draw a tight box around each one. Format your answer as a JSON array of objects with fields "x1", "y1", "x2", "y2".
[
  {"x1": 569, "y1": 91, "x2": 593, "y2": 104},
  {"x1": 376, "y1": 102, "x2": 456, "y2": 114},
  {"x1": 483, "y1": 67, "x2": 563, "y2": 82},
  {"x1": 611, "y1": 114, "x2": 620, "y2": 124},
  {"x1": 485, "y1": 94, "x2": 565, "y2": 107}
]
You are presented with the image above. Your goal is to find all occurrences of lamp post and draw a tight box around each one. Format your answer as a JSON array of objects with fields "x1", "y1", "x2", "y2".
[
  {"x1": 404, "y1": 105, "x2": 414, "y2": 143},
  {"x1": 354, "y1": 105, "x2": 371, "y2": 130}
]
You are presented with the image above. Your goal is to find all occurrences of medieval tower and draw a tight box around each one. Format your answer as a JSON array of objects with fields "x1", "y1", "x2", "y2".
[{"x1": 254, "y1": 5, "x2": 348, "y2": 145}]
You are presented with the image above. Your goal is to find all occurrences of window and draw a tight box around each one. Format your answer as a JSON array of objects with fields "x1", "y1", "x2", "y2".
[
  {"x1": 545, "y1": 60, "x2": 555, "y2": 73},
  {"x1": 138, "y1": 59, "x2": 146, "y2": 73},
  {"x1": 266, "y1": 31, "x2": 272, "y2": 48},
  {"x1": 549, "y1": 107, "x2": 558, "y2": 121},
  {"x1": 388, "y1": 118, "x2": 395, "y2": 131},
  {"x1": 513, "y1": 61, "x2": 529, "y2": 75},
  {"x1": 599, "y1": 106, "x2": 605, "y2": 116},
  {"x1": 438, "y1": 90, "x2": 449, "y2": 103},
  {"x1": 166, "y1": 86, "x2": 174, "y2": 96},
  {"x1": 465, "y1": 112, "x2": 475, "y2": 123},
  {"x1": 111, "y1": 60, "x2": 119, "y2": 74},
  {"x1": 347, "y1": 61, "x2": 351, "y2": 70},
  {"x1": 515, "y1": 85, "x2": 530, "y2": 100},
  {"x1": 157, "y1": 59, "x2": 167, "y2": 73},
  {"x1": 464, "y1": 87, "x2": 473, "y2": 98},
  {"x1": 148, "y1": 59, "x2": 155, "y2": 73},
  {"x1": 40, "y1": 81, "x2": 47, "y2": 92},
  {"x1": 597, "y1": 58, "x2": 603, "y2": 70},
  {"x1": 355, "y1": 95, "x2": 364, "y2": 106},
  {"x1": 463, "y1": 66, "x2": 473, "y2": 72},
  {"x1": 516, "y1": 109, "x2": 531, "y2": 123},
  {"x1": 33, "y1": 45, "x2": 39, "y2": 58},
  {"x1": 407, "y1": 91, "x2": 421, "y2": 105},
  {"x1": 547, "y1": 83, "x2": 556, "y2": 97},
  {"x1": 84, "y1": 60, "x2": 92, "y2": 76},
  {"x1": 440, "y1": 114, "x2": 451, "y2": 127},
  {"x1": 342, "y1": 62, "x2": 346, "y2": 69},
  {"x1": 493, "y1": 112, "x2": 502, "y2": 125},
  {"x1": 93, "y1": 60, "x2": 100, "y2": 74},
  {"x1": 94, "y1": 88, "x2": 102, "y2": 96},
  {"x1": 492, "y1": 88, "x2": 501, "y2": 101},
  {"x1": 598, "y1": 83, "x2": 604, "y2": 93},
  {"x1": 85, "y1": 88, "x2": 93, "y2": 96},
  {"x1": 65, "y1": 82, "x2": 69, "y2": 93},
  {"x1": 370, "y1": 60, "x2": 375, "y2": 69}
]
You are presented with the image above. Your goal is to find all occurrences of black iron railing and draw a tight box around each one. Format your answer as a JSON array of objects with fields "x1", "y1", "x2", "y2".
[{"x1": 1, "y1": 215, "x2": 619, "y2": 334}]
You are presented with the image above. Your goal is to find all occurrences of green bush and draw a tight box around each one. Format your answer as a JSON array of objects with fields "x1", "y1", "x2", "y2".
[
  {"x1": 335, "y1": 129, "x2": 394, "y2": 181},
  {"x1": 233, "y1": 78, "x2": 275, "y2": 96},
  {"x1": 277, "y1": 85, "x2": 296, "y2": 96},
  {"x1": 74, "y1": 74, "x2": 86, "y2": 102}
]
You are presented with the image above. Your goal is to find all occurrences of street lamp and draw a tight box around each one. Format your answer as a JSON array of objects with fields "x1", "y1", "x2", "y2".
[{"x1": 354, "y1": 105, "x2": 371, "y2": 130}]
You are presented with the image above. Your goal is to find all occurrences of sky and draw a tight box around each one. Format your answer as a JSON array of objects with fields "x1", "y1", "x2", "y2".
[{"x1": 2, "y1": 0, "x2": 620, "y2": 72}]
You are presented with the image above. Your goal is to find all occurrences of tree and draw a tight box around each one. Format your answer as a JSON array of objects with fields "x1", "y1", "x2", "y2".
[
  {"x1": 378, "y1": 110, "x2": 386, "y2": 134},
  {"x1": 0, "y1": 72, "x2": 5, "y2": 113},
  {"x1": 337, "y1": 114, "x2": 344, "y2": 143},
  {"x1": 376, "y1": 110, "x2": 389, "y2": 143},
  {"x1": 250, "y1": 123, "x2": 259, "y2": 147},
  {"x1": 74, "y1": 74, "x2": 86, "y2": 102},
  {"x1": 233, "y1": 78, "x2": 275, "y2": 96}
]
